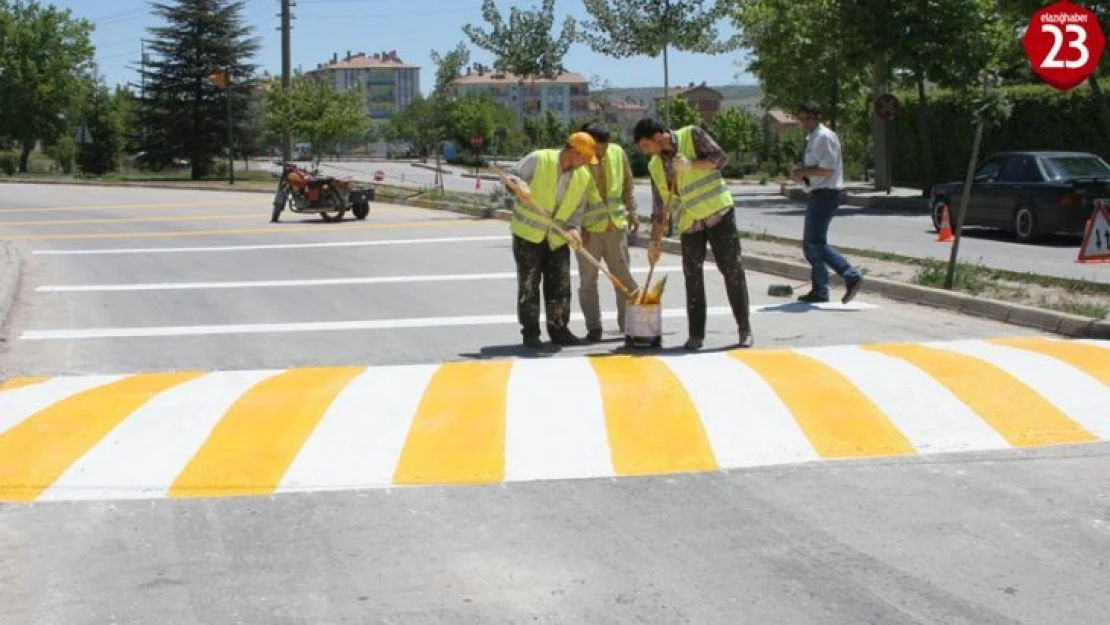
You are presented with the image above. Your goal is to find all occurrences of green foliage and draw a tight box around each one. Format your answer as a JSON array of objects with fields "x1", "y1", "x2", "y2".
[
  {"x1": 667, "y1": 96, "x2": 703, "y2": 130},
  {"x1": 711, "y1": 106, "x2": 759, "y2": 174},
  {"x1": 462, "y1": 0, "x2": 576, "y2": 81},
  {"x1": 78, "y1": 81, "x2": 125, "y2": 175},
  {"x1": 264, "y1": 75, "x2": 369, "y2": 161},
  {"x1": 430, "y1": 42, "x2": 470, "y2": 95}
]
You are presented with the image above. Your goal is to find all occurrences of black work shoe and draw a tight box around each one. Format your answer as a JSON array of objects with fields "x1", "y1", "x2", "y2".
[
  {"x1": 523, "y1": 336, "x2": 544, "y2": 348},
  {"x1": 684, "y1": 337, "x2": 704, "y2": 351},
  {"x1": 586, "y1": 329, "x2": 603, "y2": 342},
  {"x1": 842, "y1": 275, "x2": 863, "y2": 304},
  {"x1": 797, "y1": 290, "x2": 829, "y2": 304},
  {"x1": 738, "y1": 332, "x2": 754, "y2": 349},
  {"x1": 549, "y1": 329, "x2": 585, "y2": 346}
]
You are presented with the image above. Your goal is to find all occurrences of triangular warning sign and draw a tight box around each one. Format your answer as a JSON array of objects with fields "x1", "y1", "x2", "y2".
[{"x1": 1077, "y1": 200, "x2": 1110, "y2": 263}]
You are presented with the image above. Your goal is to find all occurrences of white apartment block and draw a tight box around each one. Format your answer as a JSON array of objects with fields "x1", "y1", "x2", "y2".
[
  {"x1": 449, "y1": 64, "x2": 590, "y2": 126},
  {"x1": 308, "y1": 50, "x2": 421, "y2": 123}
]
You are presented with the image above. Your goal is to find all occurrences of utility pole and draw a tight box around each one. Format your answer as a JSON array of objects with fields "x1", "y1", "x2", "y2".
[
  {"x1": 280, "y1": 0, "x2": 293, "y2": 162},
  {"x1": 227, "y1": 67, "x2": 235, "y2": 185}
]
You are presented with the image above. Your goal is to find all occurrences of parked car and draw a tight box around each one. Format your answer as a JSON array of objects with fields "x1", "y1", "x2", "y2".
[{"x1": 929, "y1": 151, "x2": 1110, "y2": 242}]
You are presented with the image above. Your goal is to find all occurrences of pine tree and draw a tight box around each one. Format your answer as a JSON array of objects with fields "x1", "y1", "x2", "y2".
[{"x1": 137, "y1": 0, "x2": 260, "y2": 179}]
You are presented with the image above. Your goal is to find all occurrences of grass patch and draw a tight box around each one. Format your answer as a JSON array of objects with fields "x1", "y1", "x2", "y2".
[
  {"x1": 1040, "y1": 295, "x2": 1110, "y2": 319},
  {"x1": 911, "y1": 259, "x2": 994, "y2": 295}
]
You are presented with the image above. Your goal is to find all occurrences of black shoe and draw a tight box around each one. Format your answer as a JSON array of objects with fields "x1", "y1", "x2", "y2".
[
  {"x1": 842, "y1": 275, "x2": 863, "y2": 304},
  {"x1": 797, "y1": 291, "x2": 829, "y2": 304},
  {"x1": 684, "y1": 337, "x2": 704, "y2": 351},
  {"x1": 549, "y1": 328, "x2": 585, "y2": 346},
  {"x1": 586, "y1": 329, "x2": 603, "y2": 342},
  {"x1": 523, "y1": 336, "x2": 544, "y2": 349},
  {"x1": 738, "y1": 331, "x2": 754, "y2": 348}
]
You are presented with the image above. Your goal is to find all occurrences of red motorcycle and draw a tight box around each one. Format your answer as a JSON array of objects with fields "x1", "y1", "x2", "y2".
[{"x1": 271, "y1": 162, "x2": 371, "y2": 223}]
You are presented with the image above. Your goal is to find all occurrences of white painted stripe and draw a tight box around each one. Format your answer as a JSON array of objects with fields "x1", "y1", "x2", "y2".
[
  {"x1": 35, "y1": 371, "x2": 279, "y2": 502},
  {"x1": 661, "y1": 352, "x2": 820, "y2": 468},
  {"x1": 36, "y1": 266, "x2": 686, "y2": 293},
  {"x1": 1077, "y1": 339, "x2": 1110, "y2": 350},
  {"x1": 504, "y1": 358, "x2": 613, "y2": 482},
  {"x1": 932, "y1": 340, "x2": 1110, "y2": 440},
  {"x1": 798, "y1": 345, "x2": 1012, "y2": 454},
  {"x1": 19, "y1": 302, "x2": 880, "y2": 341},
  {"x1": 277, "y1": 364, "x2": 438, "y2": 493},
  {"x1": 0, "y1": 375, "x2": 126, "y2": 435},
  {"x1": 31, "y1": 235, "x2": 511, "y2": 256}
]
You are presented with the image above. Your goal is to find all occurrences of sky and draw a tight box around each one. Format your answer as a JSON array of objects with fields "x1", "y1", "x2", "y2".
[{"x1": 54, "y1": 0, "x2": 758, "y2": 95}]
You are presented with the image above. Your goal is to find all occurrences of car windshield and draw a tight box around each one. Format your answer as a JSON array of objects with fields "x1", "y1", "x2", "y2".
[{"x1": 1042, "y1": 155, "x2": 1110, "y2": 180}]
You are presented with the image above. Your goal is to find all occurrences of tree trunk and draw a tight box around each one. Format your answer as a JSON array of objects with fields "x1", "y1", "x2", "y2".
[
  {"x1": 871, "y1": 53, "x2": 891, "y2": 191},
  {"x1": 19, "y1": 140, "x2": 32, "y2": 174},
  {"x1": 662, "y1": 43, "x2": 670, "y2": 128},
  {"x1": 829, "y1": 64, "x2": 839, "y2": 132},
  {"x1": 1089, "y1": 72, "x2": 1110, "y2": 142},
  {"x1": 915, "y1": 71, "x2": 935, "y2": 198}
]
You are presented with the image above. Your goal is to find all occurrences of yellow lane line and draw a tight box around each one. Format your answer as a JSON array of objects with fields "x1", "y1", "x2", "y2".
[
  {"x1": 988, "y1": 337, "x2": 1110, "y2": 386},
  {"x1": 0, "y1": 372, "x2": 205, "y2": 503},
  {"x1": 167, "y1": 367, "x2": 366, "y2": 499},
  {"x1": 0, "y1": 213, "x2": 263, "y2": 227},
  {"x1": 589, "y1": 355, "x2": 719, "y2": 476},
  {"x1": 393, "y1": 361, "x2": 514, "y2": 485},
  {"x1": 2, "y1": 218, "x2": 489, "y2": 241},
  {"x1": 730, "y1": 350, "x2": 917, "y2": 459},
  {"x1": 864, "y1": 343, "x2": 1098, "y2": 448},
  {"x1": 0, "y1": 199, "x2": 261, "y2": 214},
  {"x1": 0, "y1": 376, "x2": 51, "y2": 392}
]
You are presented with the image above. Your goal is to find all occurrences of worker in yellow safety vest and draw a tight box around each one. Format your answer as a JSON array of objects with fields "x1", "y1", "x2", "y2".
[
  {"x1": 503, "y1": 131, "x2": 597, "y2": 348},
  {"x1": 633, "y1": 117, "x2": 754, "y2": 350},
  {"x1": 575, "y1": 122, "x2": 640, "y2": 342}
]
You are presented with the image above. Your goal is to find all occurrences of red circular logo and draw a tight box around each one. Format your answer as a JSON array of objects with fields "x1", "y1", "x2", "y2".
[{"x1": 1022, "y1": 0, "x2": 1106, "y2": 91}]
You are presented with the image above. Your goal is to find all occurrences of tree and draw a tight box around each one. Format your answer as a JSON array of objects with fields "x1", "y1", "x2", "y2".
[
  {"x1": 462, "y1": 0, "x2": 577, "y2": 82},
  {"x1": 580, "y1": 0, "x2": 740, "y2": 126},
  {"x1": 264, "y1": 75, "x2": 368, "y2": 163},
  {"x1": 0, "y1": 0, "x2": 94, "y2": 173},
  {"x1": 137, "y1": 0, "x2": 261, "y2": 179},
  {"x1": 78, "y1": 79, "x2": 125, "y2": 175},
  {"x1": 430, "y1": 41, "x2": 470, "y2": 94},
  {"x1": 664, "y1": 95, "x2": 703, "y2": 129},
  {"x1": 385, "y1": 95, "x2": 440, "y2": 157},
  {"x1": 711, "y1": 105, "x2": 758, "y2": 170}
]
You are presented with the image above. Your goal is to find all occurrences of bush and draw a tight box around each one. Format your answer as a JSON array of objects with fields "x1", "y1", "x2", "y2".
[
  {"x1": 0, "y1": 152, "x2": 17, "y2": 176},
  {"x1": 889, "y1": 78, "x2": 1110, "y2": 187}
]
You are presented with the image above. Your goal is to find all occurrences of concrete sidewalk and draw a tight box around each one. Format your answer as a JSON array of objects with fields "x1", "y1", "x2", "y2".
[{"x1": 782, "y1": 183, "x2": 931, "y2": 213}]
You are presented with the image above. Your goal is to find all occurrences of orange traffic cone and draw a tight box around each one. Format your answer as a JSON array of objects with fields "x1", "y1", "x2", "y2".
[
  {"x1": 936, "y1": 204, "x2": 953, "y2": 242},
  {"x1": 475, "y1": 176, "x2": 481, "y2": 190}
]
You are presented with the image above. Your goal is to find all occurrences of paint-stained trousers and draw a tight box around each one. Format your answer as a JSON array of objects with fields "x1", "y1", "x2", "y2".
[
  {"x1": 680, "y1": 208, "x2": 752, "y2": 339},
  {"x1": 577, "y1": 227, "x2": 639, "y2": 333},
  {"x1": 513, "y1": 234, "x2": 572, "y2": 340}
]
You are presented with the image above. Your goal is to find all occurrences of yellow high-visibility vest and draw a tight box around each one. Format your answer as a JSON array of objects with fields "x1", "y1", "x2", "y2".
[
  {"x1": 583, "y1": 143, "x2": 630, "y2": 233},
  {"x1": 647, "y1": 126, "x2": 734, "y2": 234},
  {"x1": 510, "y1": 149, "x2": 592, "y2": 249}
]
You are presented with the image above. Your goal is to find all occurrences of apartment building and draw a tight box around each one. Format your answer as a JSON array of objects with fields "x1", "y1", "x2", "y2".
[
  {"x1": 308, "y1": 50, "x2": 420, "y2": 123},
  {"x1": 653, "y1": 82, "x2": 724, "y2": 123},
  {"x1": 449, "y1": 64, "x2": 590, "y2": 126}
]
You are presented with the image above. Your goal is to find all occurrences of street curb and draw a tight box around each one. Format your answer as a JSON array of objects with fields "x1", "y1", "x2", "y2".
[
  {"x1": 0, "y1": 240, "x2": 25, "y2": 335},
  {"x1": 781, "y1": 186, "x2": 931, "y2": 213},
  {"x1": 409, "y1": 162, "x2": 456, "y2": 175}
]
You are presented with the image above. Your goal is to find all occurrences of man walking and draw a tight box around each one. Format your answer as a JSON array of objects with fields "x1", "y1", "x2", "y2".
[
  {"x1": 791, "y1": 100, "x2": 863, "y2": 304},
  {"x1": 504, "y1": 131, "x2": 597, "y2": 348},
  {"x1": 576, "y1": 122, "x2": 640, "y2": 342},
  {"x1": 633, "y1": 117, "x2": 753, "y2": 350}
]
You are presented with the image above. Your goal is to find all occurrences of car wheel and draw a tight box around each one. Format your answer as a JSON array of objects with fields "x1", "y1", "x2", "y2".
[
  {"x1": 1012, "y1": 206, "x2": 1042, "y2": 243},
  {"x1": 931, "y1": 197, "x2": 950, "y2": 231}
]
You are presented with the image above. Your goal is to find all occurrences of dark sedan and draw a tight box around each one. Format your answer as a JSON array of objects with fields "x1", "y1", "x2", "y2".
[{"x1": 929, "y1": 151, "x2": 1110, "y2": 243}]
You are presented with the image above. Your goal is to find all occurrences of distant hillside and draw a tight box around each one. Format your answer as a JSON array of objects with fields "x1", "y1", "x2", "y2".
[{"x1": 595, "y1": 84, "x2": 764, "y2": 114}]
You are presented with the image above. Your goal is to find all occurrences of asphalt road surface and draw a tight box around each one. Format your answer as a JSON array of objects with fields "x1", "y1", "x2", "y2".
[{"x1": 1, "y1": 183, "x2": 1108, "y2": 625}]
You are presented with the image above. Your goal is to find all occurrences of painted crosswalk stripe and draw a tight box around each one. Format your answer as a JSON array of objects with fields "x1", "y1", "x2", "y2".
[
  {"x1": 798, "y1": 345, "x2": 1011, "y2": 454},
  {"x1": 988, "y1": 336, "x2": 1110, "y2": 385},
  {"x1": 167, "y1": 367, "x2": 366, "y2": 499},
  {"x1": 0, "y1": 376, "x2": 51, "y2": 392},
  {"x1": 661, "y1": 352, "x2": 820, "y2": 468},
  {"x1": 504, "y1": 358, "x2": 614, "y2": 482},
  {"x1": 277, "y1": 364, "x2": 439, "y2": 494},
  {"x1": 37, "y1": 371, "x2": 279, "y2": 502},
  {"x1": 393, "y1": 361, "x2": 514, "y2": 485},
  {"x1": 0, "y1": 375, "x2": 126, "y2": 435},
  {"x1": 731, "y1": 350, "x2": 917, "y2": 459},
  {"x1": 863, "y1": 343, "x2": 1098, "y2": 448},
  {"x1": 0, "y1": 372, "x2": 204, "y2": 503}
]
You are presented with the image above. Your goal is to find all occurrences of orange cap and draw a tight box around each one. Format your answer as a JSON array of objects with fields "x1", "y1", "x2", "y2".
[{"x1": 566, "y1": 132, "x2": 600, "y2": 165}]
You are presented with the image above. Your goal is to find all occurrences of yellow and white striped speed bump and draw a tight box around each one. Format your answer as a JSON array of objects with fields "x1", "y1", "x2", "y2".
[{"x1": 1, "y1": 336, "x2": 1106, "y2": 504}]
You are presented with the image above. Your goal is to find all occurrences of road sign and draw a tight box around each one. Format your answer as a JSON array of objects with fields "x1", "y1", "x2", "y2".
[
  {"x1": 75, "y1": 126, "x2": 93, "y2": 145},
  {"x1": 471, "y1": 133, "x2": 483, "y2": 148},
  {"x1": 1022, "y1": 0, "x2": 1106, "y2": 91},
  {"x1": 874, "y1": 93, "x2": 901, "y2": 120},
  {"x1": 1077, "y1": 200, "x2": 1110, "y2": 263}
]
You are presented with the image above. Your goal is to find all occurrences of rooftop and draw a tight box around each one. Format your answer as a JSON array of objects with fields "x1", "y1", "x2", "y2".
[
  {"x1": 310, "y1": 50, "x2": 419, "y2": 72},
  {"x1": 452, "y1": 64, "x2": 589, "y2": 85}
]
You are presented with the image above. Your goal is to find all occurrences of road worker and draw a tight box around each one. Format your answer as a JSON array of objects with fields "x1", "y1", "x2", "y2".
[
  {"x1": 633, "y1": 117, "x2": 754, "y2": 350},
  {"x1": 576, "y1": 122, "x2": 640, "y2": 342},
  {"x1": 503, "y1": 131, "x2": 597, "y2": 348}
]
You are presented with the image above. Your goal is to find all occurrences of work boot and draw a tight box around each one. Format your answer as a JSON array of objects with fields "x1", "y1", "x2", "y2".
[
  {"x1": 684, "y1": 337, "x2": 704, "y2": 351},
  {"x1": 549, "y1": 327, "x2": 585, "y2": 346},
  {"x1": 797, "y1": 290, "x2": 829, "y2": 304},
  {"x1": 523, "y1": 336, "x2": 544, "y2": 349},
  {"x1": 586, "y1": 328, "x2": 603, "y2": 342},
  {"x1": 738, "y1": 329, "x2": 754, "y2": 349},
  {"x1": 842, "y1": 275, "x2": 863, "y2": 304}
]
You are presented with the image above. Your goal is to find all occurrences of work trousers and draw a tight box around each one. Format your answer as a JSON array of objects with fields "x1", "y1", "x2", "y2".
[
  {"x1": 680, "y1": 209, "x2": 752, "y2": 339},
  {"x1": 513, "y1": 234, "x2": 572, "y2": 340},
  {"x1": 803, "y1": 189, "x2": 860, "y2": 296},
  {"x1": 577, "y1": 226, "x2": 638, "y2": 333}
]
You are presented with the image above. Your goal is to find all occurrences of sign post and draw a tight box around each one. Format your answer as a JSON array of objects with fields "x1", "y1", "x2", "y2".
[
  {"x1": 470, "y1": 133, "x2": 484, "y2": 185},
  {"x1": 1022, "y1": 0, "x2": 1105, "y2": 91}
]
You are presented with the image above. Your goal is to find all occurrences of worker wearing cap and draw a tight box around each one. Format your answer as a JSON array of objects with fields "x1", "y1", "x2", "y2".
[
  {"x1": 503, "y1": 132, "x2": 597, "y2": 348},
  {"x1": 575, "y1": 122, "x2": 640, "y2": 342}
]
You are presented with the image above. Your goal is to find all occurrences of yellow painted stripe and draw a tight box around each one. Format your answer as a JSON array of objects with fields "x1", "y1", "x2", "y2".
[
  {"x1": 0, "y1": 199, "x2": 260, "y2": 214},
  {"x1": 730, "y1": 350, "x2": 916, "y2": 459},
  {"x1": 0, "y1": 372, "x2": 204, "y2": 502},
  {"x1": 167, "y1": 367, "x2": 365, "y2": 499},
  {"x1": 0, "y1": 213, "x2": 261, "y2": 227},
  {"x1": 0, "y1": 376, "x2": 50, "y2": 391},
  {"x1": 988, "y1": 337, "x2": 1110, "y2": 386},
  {"x1": 392, "y1": 361, "x2": 513, "y2": 485},
  {"x1": 864, "y1": 343, "x2": 1098, "y2": 447},
  {"x1": 2, "y1": 218, "x2": 484, "y2": 241},
  {"x1": 590, "y1": 355, "x2": 718, "y2": 476}
]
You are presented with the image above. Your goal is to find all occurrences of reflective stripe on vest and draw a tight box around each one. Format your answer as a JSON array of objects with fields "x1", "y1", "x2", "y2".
[
  {"x1": 647, "y1": 126, "x2": 733, "y2": 234},
  {"x1": 583, "y1": 144, "x2": 629, "y2": 233},
  {"x1": 510, "y1": 149, "x2": 590, "y2": 249}
]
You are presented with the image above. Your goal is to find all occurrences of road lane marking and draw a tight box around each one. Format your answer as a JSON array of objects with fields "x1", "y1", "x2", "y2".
[
  {"x1": 167, "y1": 367, "x2": 366, "y2": 499},
  {"x1": 2, "y1": 218, "x2": 487, "y2": 241},
  {"x1": 0, "y1": 213, "x2": 263, "y2": 227},
  {"x1": 31, "y1": 235, "x2": 512, "y2": 256},
  {"x1": 18, "y1": 303, "x2": 881, "y2": 341},
  {"x1": 730, "y1": 350, "x2": 917, "y2": 459},
  {"x1": 0, "y1": 372, "x2": 204, "y2": 503},
  {"x1": 2, "y1": 337, "x2": 1108, "y2": 504},
  {"x1": 988, "y1": 336, "x2": 1110, "y2": 385},
  {"x1": 0, "y1": 376, "x2": 50, "y2": 391},
  {"x1": 0, "y1": 199, "x2": 262, "y2": 214},
  {"x1": 35, "y1": 266, "x2": 685, "y2": 292},
  {"x1": 591, "y1": 355, "x2": 719, "y2": 476},
  {"x1": 863, "y1": 343, "x2": 1099, "y2": 448},
  {"x1": 393, "y1": 361, "x2": 514, "y2": 485}
]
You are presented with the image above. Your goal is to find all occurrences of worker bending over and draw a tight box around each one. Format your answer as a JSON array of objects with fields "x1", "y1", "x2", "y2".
[
  {"x1": 576, "y1": 122, "x2": 640, "y2": 342},
  {"x1": 504, "y1": 132, "x2": 597, "y2": 348},
  {"x1": 633, "y1": 117, "x2": 754, "y2": 350}
]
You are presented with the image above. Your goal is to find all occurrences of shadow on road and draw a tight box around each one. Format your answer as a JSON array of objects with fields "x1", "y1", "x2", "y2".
[
  {"x1": 458, "y1": 343, "x2": 563, "y2": 360},
  {"x1": 758, "y1": 302, "x2": 866, "y2": 314}
]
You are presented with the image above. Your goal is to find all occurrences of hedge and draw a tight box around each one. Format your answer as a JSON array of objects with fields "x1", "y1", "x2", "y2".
[{"x1": 888, "y1": 79, "x2": 1110, "y2": 187}]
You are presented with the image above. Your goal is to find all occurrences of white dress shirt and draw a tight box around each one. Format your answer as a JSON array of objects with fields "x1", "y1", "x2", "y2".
[{"x1": 803, "y1": 123, "x2": 844, "y2": 191}]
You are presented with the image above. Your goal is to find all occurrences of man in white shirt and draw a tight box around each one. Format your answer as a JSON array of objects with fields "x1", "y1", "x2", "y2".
[{"x1": 791, "y1": 100, "x2": 862, "y2": 304}]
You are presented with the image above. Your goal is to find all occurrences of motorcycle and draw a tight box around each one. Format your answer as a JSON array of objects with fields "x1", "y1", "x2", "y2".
[{"x1": 271, "y1": 161, "x2": 371, "y2": 223}]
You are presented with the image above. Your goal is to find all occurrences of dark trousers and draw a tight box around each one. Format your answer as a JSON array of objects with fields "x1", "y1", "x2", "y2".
[
  {"x1": 513, "y1": 234, "x2": 572, "y2": 339},
  {"x1": 680, "y1": 209, "x2": 752, "y2": 339},
  {"x1": 803, "y1": 189, "x2": 860, "y2": 296}
]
